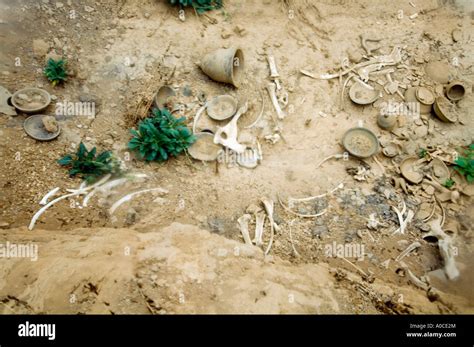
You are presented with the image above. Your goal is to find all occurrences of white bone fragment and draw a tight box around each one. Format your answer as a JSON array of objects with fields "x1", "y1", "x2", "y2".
[
  {"x1": 267, "y1": 55, "x2": 280, "y2": 78},
  {"x1": 237, "y1": 214, "x2": 253, "y2": 245},
  {"x1": 29, "y1": 192, "x2": 86, "y2": 230},
  {"x1": 39, "y1": 187, "x2": 60, "y2": 205},
  {"x1": 392, "y1": 199, "x2": 414, "y2": 234},
  {"x1": 266, "y1": 83, "x2": 286, "y2": 120},
  {"x1": 252, "y1": 211, "x2": 266, "y2": 246},
  {"x1": 109, "y1": 188, "x2": 168, "y2": 215},
  {"x1": 213, "y1": 102, "x2": 248, "y2": 153},
  {"x1": 399, "y1": 261, "x2": 429, "y2": 290},
  {"x1": 261, "y1": 198, "x2": 275, "y2": 255},
  {"x1": 395, "y1": 241, "x2": 421, "y2": 262},
  {"x1": 438, "y1": 239, "x2": 460, "y2": 280}
]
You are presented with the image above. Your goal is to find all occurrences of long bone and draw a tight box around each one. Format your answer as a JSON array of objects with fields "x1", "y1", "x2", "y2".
[
  {"x1": 395, "y1": 241, "x2": 421, "y2": 262},
  {"x1": 252, "y1": 211, "x2": 266, "y2": 246},
  {"x1": 267, "y1": 55, "x2": 281, "y2": 90},
  {"x1": 237, "y1": 214, "x2": 253, "y2": 245},
  {"x1": 213, "y1": 102, "x2": 248, "y2": 153},
  {"x1": 266, "y1": 83, "x2": 286, "y2": 120}
]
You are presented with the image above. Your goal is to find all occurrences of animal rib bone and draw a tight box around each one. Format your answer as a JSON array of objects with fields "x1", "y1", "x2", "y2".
[
  {"x1": 266, "y1": 83, "x2": 286, "y2": 120},
  {"x1": 39, "y1": 187, "x2": 60, "y2": 205},
  {"x1": 213, "y1": 102, "x2": 248, "y2": 153},
  {"x1": 261, "y1": 198, "x2": 275, "y2": 255},
  {"x1": 395, "y1": 241, "x2": 421, "y2": 262},
  {"x1": 252, "y1": 211, "x2": 266, "y2": 246},
  {"x1": 237, "y1": 214, "x2": 253, "y2": 245},
  {"x1": 109, "y1": 188, "x2": 168, "y2": 215}
]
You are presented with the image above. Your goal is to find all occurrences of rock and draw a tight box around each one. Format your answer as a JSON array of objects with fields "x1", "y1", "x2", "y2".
[
  {"x1": 32, "y1": 39, "x2": 50, "y2": 58},
  {"x1": 234, "y1": 25, "x2": 247, "y2": 36},
  {"x1": 55, "y1": 2, "x2": 64, "y2": 8},
  {"x1": 311, "y1": 225, "x2": 329, "y2": 239},
  {"x1": 221, "y1": 30, "x2": 232, "y2": 39},
  {"x1": 84, "y1": 5, "x2": 94, "y2": 12},
  {"x1": 207, "y1": 217, "x2": 225, "y2": 234},
  {"x1": 0, "y1": 221, "x2": 10, "y2": 229},
  {"x1": 348, "y1": 49, "x2": 363, "y2": 63},
  {"x1": 42, "y1": 116, "x2": 58, "y2": 133}
]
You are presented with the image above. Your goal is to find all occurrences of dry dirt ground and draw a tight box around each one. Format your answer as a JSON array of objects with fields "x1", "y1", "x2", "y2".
[{"x1": 0, "y1": 0, "x2": 473, "y2": 313}]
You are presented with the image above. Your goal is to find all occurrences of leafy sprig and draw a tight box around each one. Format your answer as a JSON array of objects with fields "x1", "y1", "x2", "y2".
[
  {"x1": 58, "y1": 143, "x2": 121, "y2": 183},
  {"x1": 44, "y1": 58, "x2": 67, "y2": 86},
  {"x1": 128, "y1": 108, "x2": 196, "y2": 162},
  {"x1": 169, "y1": 0, "x2": 223, "y2": 13},
  {"x1": 453, "y1": 143, "x2": 474, "y2": 183}
]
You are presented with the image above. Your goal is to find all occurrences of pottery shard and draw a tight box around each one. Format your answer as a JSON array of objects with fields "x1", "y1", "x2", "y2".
[
  {"x1": 32, "y1": 39, "x2": 50, "y2": 58},
  {"x1": 42, "y1": 116, "x2": 58, "y2": 133}
]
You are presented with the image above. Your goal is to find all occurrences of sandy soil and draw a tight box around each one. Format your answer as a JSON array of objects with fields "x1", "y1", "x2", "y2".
[{"x1": 0, "y1": 0, "x2": 473, "y2": 313}]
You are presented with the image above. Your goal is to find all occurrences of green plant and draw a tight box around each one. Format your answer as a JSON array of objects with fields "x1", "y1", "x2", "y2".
[
  {"x1": 443, "y1": 178, "x2": 455, "y2": 189},
  {"x1": 58, "y1": 143, "x2": 121, "y2": 183},
  {"x1": 418, "y1": 148, "x2": 427, "y2": 158},
  {"x1": 128, "y1": 108, "x2": 196, "y2": 162},
  {"x1": 453, "y1": 143, "x2": 474, "y2": 183},
  {"x1": 44, "y1": 58, "x2": 67, "y2": 86},
  {"x1": 169, "y1": 0, "x2": 223, "y2": 13}
]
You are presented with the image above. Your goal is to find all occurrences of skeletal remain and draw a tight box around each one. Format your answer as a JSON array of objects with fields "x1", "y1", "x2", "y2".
[
  {"x1": 266, "y1": 54, "x2": 282, "y2": 90},
  {"x1": 267, "y1": 55, "x2": 280, "y2": 79},
  {"x1": 261, "y1": 197, "x2": 275, "y2": 255},
  {"x1": 395, "y1": 241, "x2": 421, "y2": 262},
  {"x1": 277, "y1": 193, "x2": 327, "y2": 218},
  {"x1": 288, "y1": 219, "x2": 300, "y2": 257},
  {"x1": 30, "y1": 175, "x2": 112, "y2": 230},
  {"x1": 423, "y1": 216, "x2": 447, "y2": 242},
  {"x1": 300, "y1": 46, "x2": 402, "y2": 80},
  {"x1": 392, "y1": 198, "x2": 414, "y2": 234},
  {"x1": 289, "y1": 182, "x2": 343, "y2": 203},
  {"x1": 252, "y1": 211, "x2": 266, "y2": 246},
  {"x1": 266, "y1": 83, "x2": 286, "y2": 120},
  {"x1": 366, "y1": 213, "x2": 387, "y2": 230},
  {"x1": 399, "y1": 261, "x2": 430, "y2": 291},
  {"x1": 213, "y1": 102, "x2": 248, "y2": 153},
  {"x1": 244, "y1": 89, "x2": 265, "y2": 129},
  {"x1": 109, "y1": 188, "x2": 168, "y2": 215},
  {"x1": 39, "y1": 187, "x2": 60, "y2": 205},
  {"x1": 192, "y1": 102, "x2": 208, "y2": 134},
  {"x1": 237, "y1": 214, "x2": 253, "y2": 246},
  {"x1": 277, "y1": 90, "x2": 289, "y2": 109},
  {"x1": 438, "y1": 239, "x2": 460, "y2": 280},
  {"x1": 264, "y1": 133, "x2": 281, "y2": 144},
  {"x1": 316, "y1": 153, "x2": 345, "y2": 168},
  {"x1": 427, "y1": 216, "x2": 460, "y2": 280}
]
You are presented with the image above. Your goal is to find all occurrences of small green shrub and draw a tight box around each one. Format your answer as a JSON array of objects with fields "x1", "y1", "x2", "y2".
[
  {"x1": 44, "y1": 58, "x2": 68, "y2": 86},
  {"x1": 58, "y1": 143, "x2": 121, "y2": 183},
  {"x1": 418, "y1": 148, "x2": 427, "y2": 158},
  {"x1": 453, "y1": 143, "x2": 474, "y2": 183},
  {"x1": 169, "y1": 0, "x2": 223, "y2": 13},
  {"x1": 443, "y1": 178, "x2": 455, "y2": 189},
  {"x1": 128, "y1": 108, "x2": 196, "y2": 162}
]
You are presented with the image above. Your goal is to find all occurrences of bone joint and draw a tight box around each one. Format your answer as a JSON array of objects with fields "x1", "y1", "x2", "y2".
[
  {"x1": 213, "y1": 102, "x2": 248, "y2": 153},
  {"x1": 266, "y1": 83, "x2": 286, "y2": 120}
]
